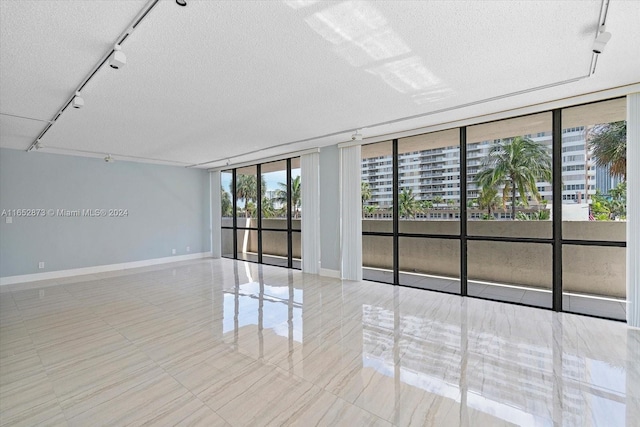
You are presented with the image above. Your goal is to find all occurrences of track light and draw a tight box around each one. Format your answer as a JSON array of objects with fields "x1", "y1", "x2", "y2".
[
  {"x1": 72, "y1": 91, "x2": 84, "y2": 109},
  {"x1": 104, "y1": 154, "x2": 114, "y2": 163},
  {"x1": 592, "y1": 25, "x2": 612, "y2": 54},
  {"x1": 176, "y1": 0, "x2": 187, "y2": 6},
  {"x1": 109, "y1": 44, "x2": 126, "y2": 69},
  {"x1": 34, "y1": 140, "x2": 43, "y2": 150},
  {"x1": 351, "y1": 130, "x2": 363, "y2": 141}
]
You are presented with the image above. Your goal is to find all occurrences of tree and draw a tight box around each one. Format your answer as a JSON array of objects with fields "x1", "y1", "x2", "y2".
[
  {"x1": 398, "y1": 188, "x2": 419, "y2": 218},
  {"x1": 590, "y1": 190, "x2": 611, "y2": 221},
  {"x1": 245, "y1": 201, "x2": 256, "y2": 218},
  {"x1": 274, "y1": 176, "x2": 302, "y2": 218},
  {"x1": 231, "y1": 174, "x2": 266, "y2": 218},
  {"x1": 432, "y1": 195, "x2": 444, "y2": 206},
  {"x1": 589, "y1": 121, "x2": 626, "y2": 180},
  {"x1": 475, "y1": 136, "x2": 552, "y2": 220},
  {"x1": 420, "y1": 200, "x2": 433, "y2": 213},
  {"x1": 476, "y1": 187, "x2": 501, "y2": 218},
  {"x1": 221, "y1": 187, "x2": 232, "y2": 217},
  {"x1": 361, "y1": 181, "x2": 372, "y2": 206},
  {"x1": 261, "y1": 197, "x2": 276, "y2": 218},
  {"x1": 608, "y1": 181, "x2": 626, "y2": 219},
  {"x1": 363, "y1": 205, "x2": 376, "y2": 216},
  {"x1": 233, "y1": 174, "x2": 257, "y2": 218}
]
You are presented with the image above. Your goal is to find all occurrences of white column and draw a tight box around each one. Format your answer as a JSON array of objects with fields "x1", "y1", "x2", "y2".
[
  {"x1": 627, "y1": 93, "x2": 640, "y2": 327},
  {"x1": 210, "y1": 171, "x2": 222, "y2": 259},
  {"x1": 301, "y1": 152, "x2": 320, "y2": 274},
  {"x1": 340, "y1": 144, "x2": 362, "y2": 280}
]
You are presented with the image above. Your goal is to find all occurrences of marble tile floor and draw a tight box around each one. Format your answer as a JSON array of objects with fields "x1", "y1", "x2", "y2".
[{"x1": 1, "y1": 258, "x2": 638, "y2": 426}]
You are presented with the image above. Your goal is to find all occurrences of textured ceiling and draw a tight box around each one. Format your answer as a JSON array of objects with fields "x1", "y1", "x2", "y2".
[{"x1": 1, "y1": 0, "x2": 639, "y2": 168}]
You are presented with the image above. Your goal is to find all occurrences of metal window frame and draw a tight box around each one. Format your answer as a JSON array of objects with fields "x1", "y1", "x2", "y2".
[{"x1": 360, "y1": 96, "x2": 627, "y2": 321}]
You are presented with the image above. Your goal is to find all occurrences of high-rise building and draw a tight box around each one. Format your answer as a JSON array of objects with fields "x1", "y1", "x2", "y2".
[{"x1": 362, "y1": 126, "x2": 603, "y2": 211}]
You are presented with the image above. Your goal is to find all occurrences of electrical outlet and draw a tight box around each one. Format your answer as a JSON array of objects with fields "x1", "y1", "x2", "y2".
[
  {"x1": 38, "y1": 262, "x2": 44, "y2": 269},
  {"x1": 172, "y1": 248, "x2": 176, "y2": 255},
  {"x1": 186, "y1": 246, "x2": 190, "y2": 252},
  {"x1": 5, "y1": 217, "x2": 12, "y2": 224}
]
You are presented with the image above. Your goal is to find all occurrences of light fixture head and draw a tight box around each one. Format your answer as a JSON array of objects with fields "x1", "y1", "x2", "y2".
[
  {"x1": 592, "y1": 25, "x2": 612, "y2": 54},
  {"x1": 34, "y1": 140, "x2": 43, "y2": 150},
  {"x1": 104, "y1": 154, "x2": 114, "y2": 163},
  {"x1": 72, "y1": 91, "x2": 84, "y2": 109},
  {"x1": 109, "y1": 44, "x2": 126, "y2": 69},
  {"x1": 351, "y1": 130, "x2": 363, "y2": 141},
  {"x1": 176, "y1": 0, "x2": 187, "y2": 6}
]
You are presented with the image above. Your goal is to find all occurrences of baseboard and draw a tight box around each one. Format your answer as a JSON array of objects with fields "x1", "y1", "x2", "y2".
[
  {"x1": 319, "y1": 268, "x2": 340, "y2": 279},
  {"x1": 0, "y1": 252, "x2": 211, "y2": 286}
]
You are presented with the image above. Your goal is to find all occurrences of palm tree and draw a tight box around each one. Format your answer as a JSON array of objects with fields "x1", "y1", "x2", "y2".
[
  {"x1": 361, "y1": 181, "x2": 372, "y2": 205},
  {"x1": 231, "y1": 174, "x2": 266, "y2": 218},
  {"x1": 398, "y1": 188, "x2": 419, "y2": 218},
  {"x1": 476, "y1": 187, "x2": 501, "y2": 218},
  {"x1": 588, "y1": 121, "x2": 626, "y2": 180},
  {"x1": 432, "y1": 195, "x2": 444, "y2": 206},
  {"x1": 232, "y1": 174, "x2": 257, "y2": 218},
  {"x1": 475, "y1": 136, "x2": 552, "y2": 220},
  {"x1": 274, "y1": 176, "x2": 302, "y2": 218},
  {"x1": 261, "y1": 197, "x2": 276, "y2": 218},
  {"x1": 221, "y1": 187, "x2": 232, "y2": 217},
  {"x1": 420, "y1": 200, "x2": 433, "y2": 213},
  {"x1": 363, "y1": 205, "x2": 376, "y2": 217}
]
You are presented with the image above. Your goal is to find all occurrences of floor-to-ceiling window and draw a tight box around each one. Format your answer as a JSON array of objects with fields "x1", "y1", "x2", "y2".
[
  {"x1": 397, "y1": 129, "x2": 461, "y2": 293},
  {"x1": 221, "y1": 157, "x2": 302, "y2": 270},
  {"x1": 361, "y1": 97, "x2": 627, "y2": 321},
  {"x1": 466, "y1": 112, "x2": 554, "y2": 308},
  {"x1": 560, "y1": 98, "x2": 627, "y2": 320},
  {"x1": 362, "y1": 140, "x2": 394, "y2": 284}
]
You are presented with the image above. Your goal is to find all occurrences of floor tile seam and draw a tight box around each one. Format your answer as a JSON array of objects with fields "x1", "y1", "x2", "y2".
[
  {"x1": 28, "y1": 342, "x2": 73, "y2": 427},
  {"x1": 26, "y1": 314, "x2": 126, "y2": 354},
  {"x1": 0, "y1": 392, "x2": 69, "y2": 427},
  {"x1": 154, "y1": 360, "x2": 235, "y2": 426},
  {"x1": 209, "y1": 362, "x2": 283, "y2": 416},
  {"x1": 320, "y1": 382, "x2": 397, "y2": 426},
  {"x1": 4, "y1": 294, "x2": 38, "y2": 361},
  {"x1": 253, "y1": 381, "x2": 328, "y2": 427},
  {"x1": 59, "y1": 363, "x2": 192, "y2": 424},
  {"x1": 11, "y1": 287, "x2": 76, "y2": 308}
]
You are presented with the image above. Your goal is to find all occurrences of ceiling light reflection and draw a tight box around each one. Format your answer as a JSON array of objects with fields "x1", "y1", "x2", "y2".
[
  {"x1": 366, "y1": 56, "x2": 441, "y2": 94},
  {"x1": 283, "y1": 0, "x2": 319, "y2": 10},
  {"x1": 305, "y1": 1, "x2": 409, "y2": 66},
  {"x1": 412, "y1": 87, "x2": 455, "y2": 105},
  {"x1": 335, "y1": 27, "x2": 411, "y2": 66}
]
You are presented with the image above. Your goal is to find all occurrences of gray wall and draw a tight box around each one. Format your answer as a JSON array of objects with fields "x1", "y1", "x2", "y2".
[
  {"x1": 319, "y1": 145, "x2": 340, "y2": 272},
  {"x1": 0, "y1": 148, "x2": 210, "y2": 278}
]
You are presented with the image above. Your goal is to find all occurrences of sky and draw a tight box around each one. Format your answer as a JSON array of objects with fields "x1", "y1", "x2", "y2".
[{"x1": 221, "y1": 168, "x2": 300, "y2": 197}]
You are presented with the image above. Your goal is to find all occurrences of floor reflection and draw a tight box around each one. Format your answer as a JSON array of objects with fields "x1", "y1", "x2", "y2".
[{"x1": 219, "y1": 260, "x2": 636, "y2": 426}]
